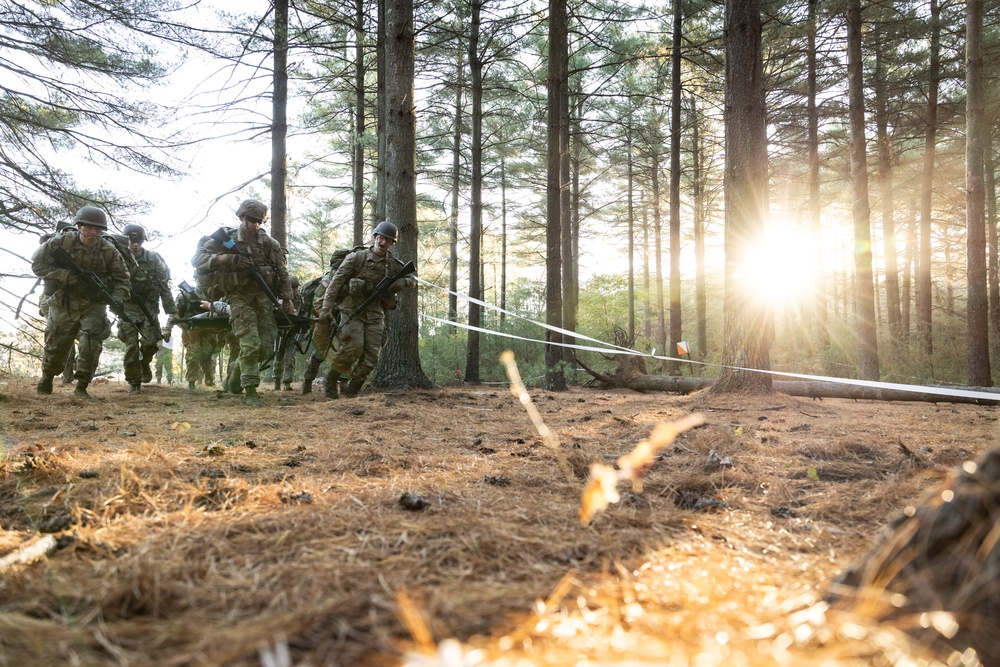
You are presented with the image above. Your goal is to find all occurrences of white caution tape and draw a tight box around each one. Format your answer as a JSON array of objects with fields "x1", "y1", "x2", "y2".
[{"x1": 416, "y1": 277, "x2": 1000, "y2": 403}]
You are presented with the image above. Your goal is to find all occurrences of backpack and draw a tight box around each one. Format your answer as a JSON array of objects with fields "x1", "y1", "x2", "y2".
[
  {"x1": 193, "y1": 233, "x2": 222, "y2": 300},
  {"x1": 300, "y1": 246, "x2": 364, "y2": 317},
  {"x1": 101, "y1": 232, "x2": 139, "y2": 272}
]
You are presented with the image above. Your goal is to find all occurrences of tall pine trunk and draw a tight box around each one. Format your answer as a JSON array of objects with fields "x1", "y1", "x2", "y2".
[
  {"x1": 448, "y1": 22, "x2": 464, "y2": 324},
  {"x1": 668, "y1": 0, "x2": 683, "y2": 374},
  {"x1": 712, "y1": 0, "x2": 772, "y2": 393},
  {"x1": 464, "y1": 0, "x2": 483, "y2": 384},
  {"x1": 353, "y1": 0, "x2": 367, "y2": 246},
  {"x1": 846, "y1": 0, "x2": 879, "y2": 381},
  {"x1": 917, "y1": 0, "x2": 941, "y2": 358},
  {"x1": 875, "y1": 48, "x2": 901, "y2": 334},
  {"x1": 807, "y1": 0, "x2": 828, "y2": 347},
  {"x1": 545, "y1": 0, "x2": 567, "y2": 390},
  {"x1": 692, "y1": 96, "x2": 707, "y2": 360},
  {"x1": 270, "y1": 0, "x2": 289, "y2": 249},
  {"x1": 370, "y1": 0, "x2": 432, "y2": 390},
  {"x1": 966, "y1": 0, "x2": 991, "y2": 386}
]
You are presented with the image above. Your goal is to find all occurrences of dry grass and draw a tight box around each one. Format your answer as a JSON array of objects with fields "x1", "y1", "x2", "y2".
[{"x1": 0, "y1": 375, "x2": 996, "y2": 666}]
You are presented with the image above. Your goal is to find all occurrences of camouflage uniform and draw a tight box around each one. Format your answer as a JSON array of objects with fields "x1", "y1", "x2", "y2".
[
  {"x1": 120, "y1": 247, "x2": 176, "y2": 386},
  {"x1": 276, "y1": 282, "x2": 304, "y2": 388},
  {"x1": 320, "y1": 246, "x2": 416, "y2": 385},
  {"x1": 169, "y1": 288, "x2": 225, "y2": 387},
  {"x1": 192, "y1": 226, "x2": 292, "y2": 392},
  {"x1": 155, "y1": 340, "x2": 174, "y2": 383},
  {"x1": 31, "y1": 229, "x2": 131, "y2": 386}
]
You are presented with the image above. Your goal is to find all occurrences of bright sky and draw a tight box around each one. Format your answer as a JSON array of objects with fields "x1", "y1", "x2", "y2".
[{"x1": 2, "y1": 3, "x2": 286, "y2": 326}]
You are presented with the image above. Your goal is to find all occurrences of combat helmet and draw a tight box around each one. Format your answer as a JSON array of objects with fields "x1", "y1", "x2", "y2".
[
  {"x1": 74, "y1": 205, "x2": 108, "y2": 229},
  {"x1": 373, "y1": 220, "x2": 398, "y2": 242},
  {"x1": 236, "y1": 199, "x2": 268, "y2": 222},
  {"x1": 123, "y1": 224, "x2": 147, "y2": 241}
]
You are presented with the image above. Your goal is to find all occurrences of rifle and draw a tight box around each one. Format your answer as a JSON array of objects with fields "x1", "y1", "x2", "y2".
[
  {"x1": 321, "y1": 260, "x2": 416, "y2": 357},
  {"x1": 50, "y1": 246, "x2": 153, "y2": 341},
  {"x1": 177, "y1": 280, "x2": 200, "y2": 298},
  {"x1": 175, "y1": 312, "x2": 310, "y2": 331},
  {"x1": 209, "y1": 228, "x2": 294, "y2": 327}
]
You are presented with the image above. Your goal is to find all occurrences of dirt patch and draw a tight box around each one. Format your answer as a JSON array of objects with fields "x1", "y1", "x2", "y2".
[{"x1": 0, "y1": 377, "x2": 995, "y2": 665}]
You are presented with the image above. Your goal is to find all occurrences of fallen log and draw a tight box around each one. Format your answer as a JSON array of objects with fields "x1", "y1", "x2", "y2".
[{"x1": 576, "y1": 357, "x2": 1000, "y2": 405}]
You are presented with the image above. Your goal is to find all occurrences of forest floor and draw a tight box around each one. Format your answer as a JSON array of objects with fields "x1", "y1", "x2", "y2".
[{"x1": 0, "y1": 373, "x2": 996, "y2": 666}]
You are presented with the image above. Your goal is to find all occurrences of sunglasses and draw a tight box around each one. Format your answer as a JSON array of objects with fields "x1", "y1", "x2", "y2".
[{"x1": 245, "y1": 216, "x2": 264, "y2": 225}]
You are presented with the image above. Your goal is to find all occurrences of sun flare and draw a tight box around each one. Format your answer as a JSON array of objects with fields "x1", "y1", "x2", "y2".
[{"x1": 738, "y1": 225, "x2": 818, "y2": 308}]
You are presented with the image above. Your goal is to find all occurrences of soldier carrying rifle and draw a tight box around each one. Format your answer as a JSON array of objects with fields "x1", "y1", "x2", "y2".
[
  {"x1": 119, "y1": 223, "x2": 177, "y2": 394},
  {"x1": 192, "y1": 199, "x2": 294, "y2": 408},
  {"x1": 30, "y1": 206, "x2": 132, "y2": 399}
]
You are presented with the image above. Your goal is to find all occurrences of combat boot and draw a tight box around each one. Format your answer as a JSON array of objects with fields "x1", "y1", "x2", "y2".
[
  {"x1": 242, "y1": 386, "x2": 264, "y2": 408},
  {"x1": 141, "y1": 362, "x2": 153, "y2": 384},
  {"x1": 273, "y1": 377, "x2": 281, "y2": 391},
  {"x1": 188, "y1": 381, "x2": 196, "y2": 391},
  {"x1": 127, "y1": 383, "x2": 141, "y2": 394},
  {"x1": 324, "y1": 370, "x2": 341, "y2": 399},
  {"x1": 283, "y1": 382, "x2": 292, "y2": 391},
  {"x1": 74, "y1": 381, "x2": 92, "y2": 399},
  {"x1": 344, "y1": 377, "x2": 365, "y2": 398},
  {"x1": 36, "y1": 374, "x2": 54, "y2": 395}
]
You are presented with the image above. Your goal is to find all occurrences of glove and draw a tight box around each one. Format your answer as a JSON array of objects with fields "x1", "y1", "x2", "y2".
[
  {"x1": 317, "y1": 308, "x2": 332, "y2": 321},
  {"x1": 281, "y1": 300, "x2": 294, "y2": 315},
  {"x1": 230, "y1": 255, "x2": 253, "y2": 269},
  {"x1": 161, "y1": 327, "x2": 172, "y2": 342}
]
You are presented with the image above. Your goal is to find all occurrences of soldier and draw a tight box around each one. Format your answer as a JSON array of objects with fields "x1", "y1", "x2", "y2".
[
  {"x1": 119, "y1": 224, "x2": 177, "y2": 393},
  {"x1": 155, "y1": 337, "x2": 174, "y2": 384},
  {"x1": 192, "y1": 199, "x2": 294, "y2": 407},
  {"x1": 316, "y1": 221, "x2": 416, "y2": 398},
  {"x1": 31, "y1": 206, "x2": 131, "y2": 398},
  {"x1": 274, "y1": 275, "x2": 301, "y2": 391},
  {"x1": 35, "y1": 221, "x2": 81, "y2": 385},
  {"x1": 167, "y1": 285, "x2": 225, "y2": 390}
]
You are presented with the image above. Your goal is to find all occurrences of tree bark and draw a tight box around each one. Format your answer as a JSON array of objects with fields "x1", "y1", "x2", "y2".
[
  {"x1": 576, "y1": 365, "x2": 1000, "y2": 405},
  {"x1": 270, "y1": 0, "x2": 289, "y2": 250},
  {"x1": 917, "y1": 0, "x2": 941, "y2": 357},
  {"x1": 448, "y1": 39, "x2": 463, "y2": 323},
  {"x1": 846, "y1": 0, "x2": 879, "y2": 381},
  {"x1": 545, "y1": 0, "x2": 568, "y2": 390},
  {"x1": 806, "y1": 0, "x2": 828, "y2": 347},
  {"x1": 353, "y1": 0, "x2": 367, "y2": 246},
  {"x1": 370, "y1": 0, "x2": 432, "y2": 390},
  {"x1": 966, "y1": 0, "x2": 991, "y2": 386},
  {"x1": 713, "y1": 0, "x2": 772, "y2": 394},
  {"x1": 875, "y1": 47, "x2": 901, "y2": 334},
  {"x1": 465, "y1": 0, "x2": 483, "y2": 384},
  {"x1": 668, "y1": 0, "x2": 683, "y2": 376},
  {"x1": 692, "y1": 96, "x2": 707, "y2": 361}
]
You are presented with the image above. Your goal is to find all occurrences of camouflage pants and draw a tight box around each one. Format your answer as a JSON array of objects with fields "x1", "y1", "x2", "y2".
[
  {"x1": 303, "y1": 315, "x2": 336, "y2": 382},
  {"x1": 229, "y1": 293, "x2": 277, "y2": 389},
  {"x1": 41, "y1": 299, "x2": 111, "y2": 383},
  {"x1": 330, "y1": 312, "x2": 385, "y2": 380},
  {"x1": 182, "y1": 328, "x2": 221, "y2": 385},
  {"x1": 280, "y1": 335, "x2": 297, "y2": 384},
  {"x1": 118, "y1": 302, "x2": 160, "y2": 385},
  {"x1": 155, "y1": 348, "x2": 173, "y2": 382}
]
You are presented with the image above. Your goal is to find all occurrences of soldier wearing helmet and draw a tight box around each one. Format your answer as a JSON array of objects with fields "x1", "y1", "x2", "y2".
[
  {"x1": 118, "y1": 223, "x2": 178, "y2": 394},
  {"x1": 30, "y1": 206, "x2": 132, "y2": 398},
  {"x1": 192, "y1": 198, "x2": 294, "y2": 407},
  {"x1": 316, "y1": 220, "x2": 416, "y2": 398}
]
